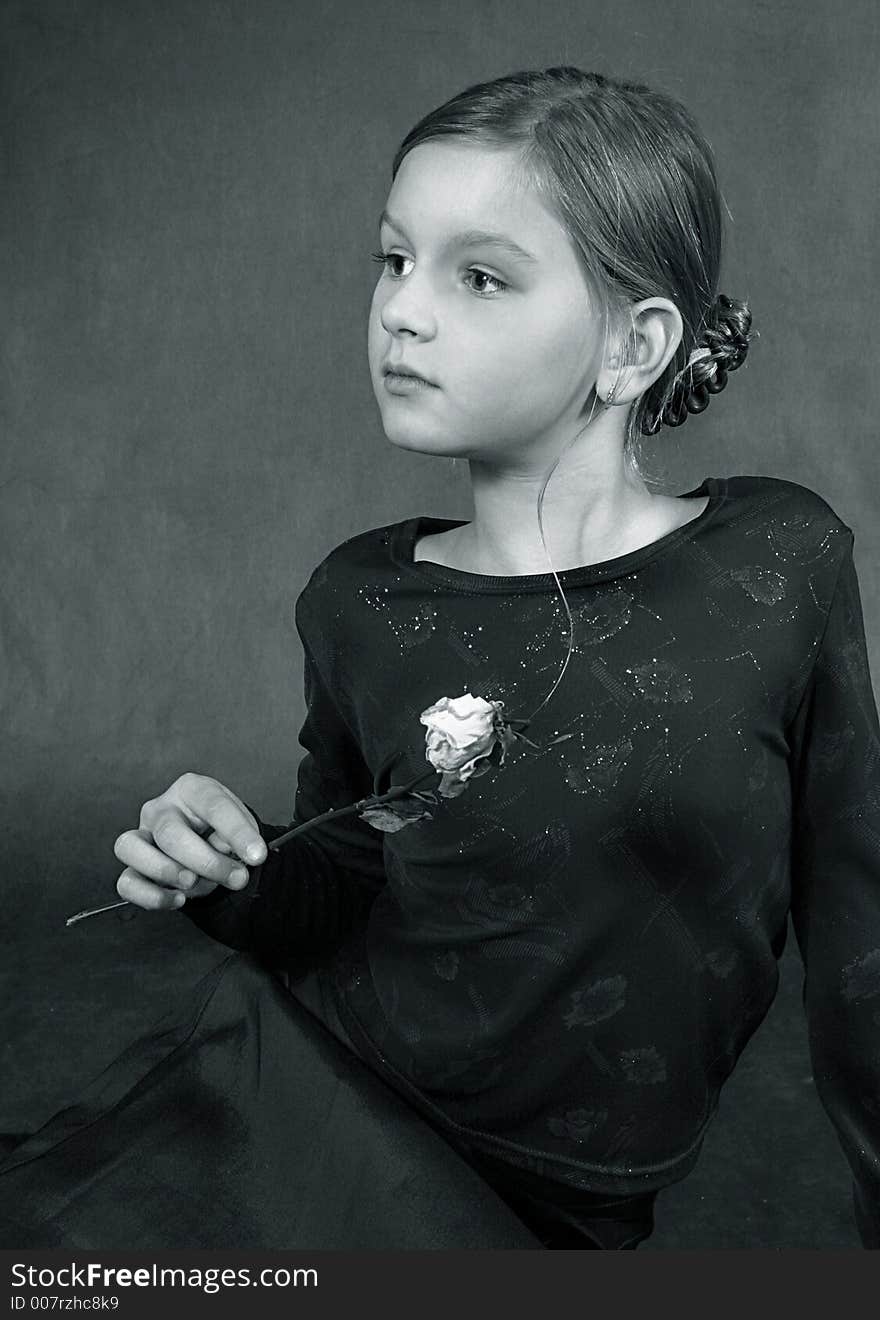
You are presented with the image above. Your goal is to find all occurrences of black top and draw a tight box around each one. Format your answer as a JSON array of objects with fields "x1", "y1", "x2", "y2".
[{"x1": 184, "y1": 474, "x2": 880, "y2": 1237}]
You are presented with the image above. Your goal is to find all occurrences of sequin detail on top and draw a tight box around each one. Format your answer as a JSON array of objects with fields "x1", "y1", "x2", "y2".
[
  {"x1": 624, "y1": 659, "x2": 693, "y2": 703},
  {"x1": 730, "y1": 566, "x2": 787, "y2": 604},
  {"x1": 569, "y1": 590, "x2": 634, "y2": 647},
  {"x1": 357, "y1": 589, "x2": 439, "y2": 652}
]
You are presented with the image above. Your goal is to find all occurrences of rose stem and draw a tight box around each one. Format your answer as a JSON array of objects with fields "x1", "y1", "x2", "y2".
[{"x1": 267, "y1": 766, "x2": 439, "y2": 853}]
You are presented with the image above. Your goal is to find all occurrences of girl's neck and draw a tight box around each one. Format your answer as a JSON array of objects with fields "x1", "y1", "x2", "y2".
[{"x1": 454, "y1": 454, "x2": 660, "y2": 576}]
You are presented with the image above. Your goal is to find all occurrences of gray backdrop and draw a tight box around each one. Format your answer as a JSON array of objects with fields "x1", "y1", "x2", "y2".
[{"x1": 2, "y1": 0, "x2": 878, "y2": 1248}]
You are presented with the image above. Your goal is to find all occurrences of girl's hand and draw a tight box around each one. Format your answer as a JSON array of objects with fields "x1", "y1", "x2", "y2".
[{"x1": 113, "y1": 773, "x2": 268, "y2": 911}]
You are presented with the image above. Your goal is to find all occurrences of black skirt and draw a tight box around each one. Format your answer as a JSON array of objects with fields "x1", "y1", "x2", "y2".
[{"x1": 0, "y1": 952, "x2": 654, "y2": 1250}]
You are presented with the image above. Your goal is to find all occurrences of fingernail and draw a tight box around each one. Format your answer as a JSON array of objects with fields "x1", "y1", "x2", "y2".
[
  {"x1": 246, "y1": 842, "x2": 264, "y2": 863},
  {"x1": 229, "y1": 867, "x2": 248, "y2": 886},
  {"x1": 178, "y1": 870, "x2": 196, "y2": 887}
]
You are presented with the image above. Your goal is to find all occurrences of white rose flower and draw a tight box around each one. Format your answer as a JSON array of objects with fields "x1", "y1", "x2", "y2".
[
  {"x1": 357, "y1": 692, "x2": 519, "y2": 835},
  {"x1": 419, "y1": 692, "x2": 515, "y2": 798}
]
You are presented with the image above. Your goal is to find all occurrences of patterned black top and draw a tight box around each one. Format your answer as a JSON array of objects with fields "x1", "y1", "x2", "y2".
[{"x1": 184, "y1": 474, "x2": 880, "y2": 1239}]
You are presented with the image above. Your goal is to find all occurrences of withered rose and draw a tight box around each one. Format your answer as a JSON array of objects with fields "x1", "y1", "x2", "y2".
[
  {"x1": 357, "y1": 692, "x2": 517, "y2": 835},
  {"x1": 419, "y1": 692, "x2": 516, "y2": 798}
]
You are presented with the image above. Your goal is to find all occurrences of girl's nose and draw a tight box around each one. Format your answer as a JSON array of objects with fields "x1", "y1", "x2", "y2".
[{"x1": 379, "y1": 278, "x2": 436, "y2": 340}]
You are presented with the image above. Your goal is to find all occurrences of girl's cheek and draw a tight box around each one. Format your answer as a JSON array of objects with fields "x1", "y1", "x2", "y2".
[{"x1": 367, "y1": 311, "x2": 385, "y2": 359}]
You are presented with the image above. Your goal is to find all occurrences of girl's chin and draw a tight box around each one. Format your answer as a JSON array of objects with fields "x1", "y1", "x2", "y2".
[
  {"x1": 375, "y1": 407, "x2": 480, "y2": 459},
  {"x1": 384, "y1": 433, "x2": 466, "y2": 458}
]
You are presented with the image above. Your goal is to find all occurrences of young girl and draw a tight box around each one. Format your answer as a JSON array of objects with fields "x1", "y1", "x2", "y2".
[{"x1": 8, "y1": 65, "x2": 880, "y2": 1251}]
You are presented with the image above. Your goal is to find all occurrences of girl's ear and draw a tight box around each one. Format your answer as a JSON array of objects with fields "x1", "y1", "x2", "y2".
[{"x1": 598, "y1": 299, "x2": 683, "y2": 407}]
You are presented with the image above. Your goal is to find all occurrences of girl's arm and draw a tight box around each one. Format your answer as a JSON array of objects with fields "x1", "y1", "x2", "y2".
[
  {"x1": 182, "y1": 605, "x2": 387, "y2": 967},
  {"x1": 182, "y1": 802, "x2": 381, "y2": 963},
  {"x1": 788, "y1": 529, "x2": 880, "y2": 1248}
]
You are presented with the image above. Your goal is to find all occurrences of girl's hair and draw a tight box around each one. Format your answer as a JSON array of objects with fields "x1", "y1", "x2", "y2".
[{"x1": 391, "y1": 66, "x2": 752, "y2": 480}]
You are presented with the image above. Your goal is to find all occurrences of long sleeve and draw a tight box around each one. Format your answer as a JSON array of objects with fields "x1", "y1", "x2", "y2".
[
  {"x1": 183, "y1": 598, "x2": 388, "y2": 968},
  {"x1": 788, "y1": 530, "x2": 880, "y2": 1247}
]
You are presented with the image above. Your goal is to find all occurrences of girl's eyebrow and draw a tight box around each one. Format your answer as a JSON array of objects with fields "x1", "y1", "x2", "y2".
[{"x1": 379, "y1": 209, "x2": 539, "y2": 266}]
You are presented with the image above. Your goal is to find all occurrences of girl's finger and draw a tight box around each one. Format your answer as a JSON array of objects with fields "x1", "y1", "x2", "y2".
[
  {"x1": 114, "y1": 827, "x2": 200, "y2": 890},
  {"x1": 115, "y1": 822, "x2": 248, "y2": 891},
  {"x1": 116, "y1": 868, "x2": 187, "y2": 911},
  {"x1": 205, "y1": 830, "x2": 233, "y2": 854},
  {"x1": 140, "y1": 809, "x2": 253, "y2": 888},
  {"x1": 171, "y1": 777, "x2": 266, "y2": 866}
]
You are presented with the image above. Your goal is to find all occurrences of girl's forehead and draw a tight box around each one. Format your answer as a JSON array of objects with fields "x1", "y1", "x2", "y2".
[
  {"x1": 384, "y1": 141, "x2": 562, "y2": 248},
  {"x1": 389, "y1": 139, "x2": 530, "y2": 203}
]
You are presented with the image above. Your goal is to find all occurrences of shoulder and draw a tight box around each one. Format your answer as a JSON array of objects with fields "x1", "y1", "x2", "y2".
[
  {"x1": 306, "y1": 518, "x2": 407, "y2": 586},
  {"x1": 721, "y1": 474, "x2": 854, "y2": 551},
  {"x1": 294, "y1": 518, "x2": 410, "y2": 629},
  {"x1": 714, "y1": 476, "x2": 856, "y2": 629}
]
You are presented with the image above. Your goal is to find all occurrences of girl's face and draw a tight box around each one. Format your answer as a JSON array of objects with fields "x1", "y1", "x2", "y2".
[{"x1": 367, "y1": 139, "x2": 607, "y2": 469}]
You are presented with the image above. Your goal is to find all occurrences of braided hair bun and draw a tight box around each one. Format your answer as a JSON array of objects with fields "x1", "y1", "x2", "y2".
[{"x1": 641, "y1": 294, "x2": 752, "y2": 434}]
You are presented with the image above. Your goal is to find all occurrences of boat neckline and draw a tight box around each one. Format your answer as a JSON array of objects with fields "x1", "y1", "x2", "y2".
[{"x1": 388, "y1": 477, "x2": 725, "y2": 593}]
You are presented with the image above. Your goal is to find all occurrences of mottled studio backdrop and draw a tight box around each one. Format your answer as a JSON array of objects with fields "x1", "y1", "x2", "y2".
[{"x1": 1, "y1": 0, "x2": 878, "y2": 1247}]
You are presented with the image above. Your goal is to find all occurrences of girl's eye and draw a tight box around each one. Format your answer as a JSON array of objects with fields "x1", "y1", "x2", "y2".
[
  {"x1": 369, "y1": 250, "x2": 508, "y2": 296},
  {"x1": 370, "y1": 250, "x2": 407, "y2": 279},
  {"x1": 464, "y1": 267, "x2": 508, "y2": 296}
]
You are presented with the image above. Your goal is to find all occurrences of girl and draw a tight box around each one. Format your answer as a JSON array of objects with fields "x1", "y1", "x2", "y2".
[{"x1": 8, "y1": 65, "x2": 880, "y2": 1250}]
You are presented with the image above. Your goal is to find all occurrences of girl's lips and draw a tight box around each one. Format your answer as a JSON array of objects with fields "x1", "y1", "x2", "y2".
[
  {"x1": 381, "y1": 360, "x2": 436, "y2": 385},
  {"x1": 383, "y1": 372, "x2": 436, "y2": 394}
]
